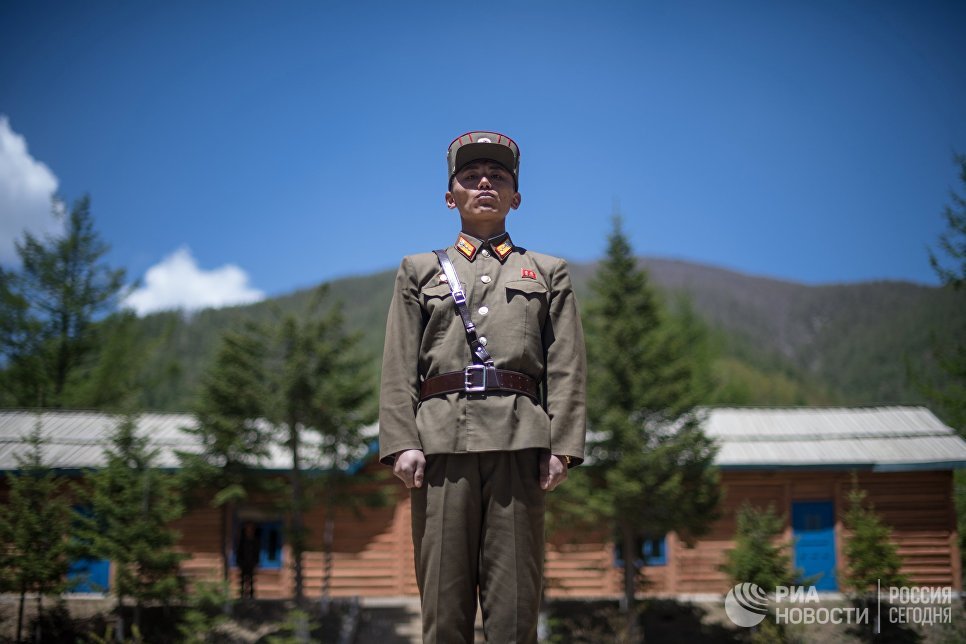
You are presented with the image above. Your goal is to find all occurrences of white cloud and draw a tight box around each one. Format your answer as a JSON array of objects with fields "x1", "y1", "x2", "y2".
[
  {"x1": 124, "y1": 247, "x2": 265, "y2": 316},
  {"x1": 0, "y1": 115, "x2": 62, "y2": 264}
]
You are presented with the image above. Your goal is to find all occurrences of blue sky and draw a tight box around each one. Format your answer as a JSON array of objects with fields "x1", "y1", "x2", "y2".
[{"x1": 1, "y1": 0, "x2": 964, "y2": 314}]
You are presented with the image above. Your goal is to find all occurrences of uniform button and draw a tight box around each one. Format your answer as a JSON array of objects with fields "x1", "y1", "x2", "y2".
[
  {"x1": 479, "y1": 336, "x2": 488, "y2": 346},
  {"x1": 478, "y1": 306, "x2": 489, "y2": 315},
  {"x1": 481, "y1": 249, "x2": 490, "y2": 258},
  {"x1": 481, "y1": 275, "x2": 491, "y2": 284}
]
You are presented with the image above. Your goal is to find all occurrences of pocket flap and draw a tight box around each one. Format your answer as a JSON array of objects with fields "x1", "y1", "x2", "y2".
[
  {"x1": 505, "y1": 279, "x2": 548, "y2": 295},
  {"x1": 420, "y1": 283, "x2": 452, "y2": 299}
]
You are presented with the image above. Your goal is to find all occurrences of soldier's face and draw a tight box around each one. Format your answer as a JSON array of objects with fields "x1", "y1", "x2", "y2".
[{"x1": 445, "y1": 160, "x2": 521, "y2": 223}]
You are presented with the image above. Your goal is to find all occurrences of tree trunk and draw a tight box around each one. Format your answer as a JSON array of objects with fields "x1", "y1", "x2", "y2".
[
  {"x1": 290, "y1": 422, "x2": 304, "y2": 605},
  {"x1": 620, "y1": 524, "x2": 641, "y2": 643},
  {"x1": 34, "y1": 595, "x2": 42, "y2": 643},
  {"x1": 116, "y1": 594, "x2": 125, "y2": 642},
  {"x1": 221, "y1": 503, "x2": 230, "y2": 581},
  {"x1": 16, "y1": 587, "x2": 25, "y2": 644},
  {"x1": 322, "y1": 516, "x2": 334, "y2": 612}
]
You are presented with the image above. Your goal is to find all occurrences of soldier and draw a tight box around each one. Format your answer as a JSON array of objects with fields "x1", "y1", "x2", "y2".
[
  {"x1": 236, "y1": 521, "x2": 260, "y2": 599},
  {"x1": 379, "y1": 131, "x2": 587, "y2": 643}
]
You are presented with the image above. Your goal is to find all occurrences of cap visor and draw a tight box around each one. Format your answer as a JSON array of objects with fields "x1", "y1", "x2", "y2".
[{"x1": 453, "y1": 143, "x2": 516, "y2": 176}]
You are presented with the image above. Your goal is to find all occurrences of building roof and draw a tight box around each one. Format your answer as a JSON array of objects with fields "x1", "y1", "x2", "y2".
[
  {"x1": 0, "y1": 406, "x2": 963, "y2": 473},
  {"x1": 706, "y1": 406, "x2": 966, "y2": 471},
  {"x1": 0, "y1": 410, "x2": 377, "y2": 473}
]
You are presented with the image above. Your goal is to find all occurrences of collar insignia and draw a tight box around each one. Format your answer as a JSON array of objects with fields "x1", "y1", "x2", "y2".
[
  {"x1": 456, "y1": 235, "x2": 477, "y2": 260},
  {"x1": 493, "y1": 238, "x2": 514, "y2": 260}
]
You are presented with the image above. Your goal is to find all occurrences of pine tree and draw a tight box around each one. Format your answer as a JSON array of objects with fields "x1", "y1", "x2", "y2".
[
  {"x1": 566, "y1": 215, "x2": 720, "y2": 640},
  {"x1": 0, "y1": 419, "x2": 72, "y2": 643},
  {"x1": 925, "y1": 153, "x2": 966, "y2": 581},
  {"x1": 929, "y1": 153, "x2": 966, "y2": 291},
  {"x1": 925, "y1": 153, "x2": 966, "y2": 431},
  {"x1": 180, "y1": 323, "x2": 274, "y2": 584},
  {"x1": 268, "y1": 286, "x2": 376, "y2": 606},
  {"x1": 0, "y1": 195, "x2": 126, "y2": 407},
  {"x1": 722, "y1": 502, "x2": 793, "y2": 591},
  {"x1": 842, "y1": 480, "x2": 907, "y2": 594},
  {"x1": 78, "y1": 413, "x2": 186, "y2": 638}
]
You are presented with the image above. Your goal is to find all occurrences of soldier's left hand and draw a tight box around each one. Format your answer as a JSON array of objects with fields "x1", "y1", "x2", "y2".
[{"x1": 539, "y1": 453, "x2": 569, "y2": 491}]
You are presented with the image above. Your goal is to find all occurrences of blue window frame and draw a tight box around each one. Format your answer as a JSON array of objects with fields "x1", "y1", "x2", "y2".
[
  {"x1": 232, "y1": 520, "x2": 283, "y2": 570},
  {"x1": 614, "y1": 535, "x2": 668, "y2": 568}
]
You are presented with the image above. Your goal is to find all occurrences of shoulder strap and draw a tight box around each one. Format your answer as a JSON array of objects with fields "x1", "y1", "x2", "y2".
[{"x1": 433, "y1": 249, "x2": 494, "y2": 366}]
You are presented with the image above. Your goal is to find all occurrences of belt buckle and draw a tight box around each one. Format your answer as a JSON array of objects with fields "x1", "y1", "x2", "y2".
[{"x1": 464, "y1": 365, "x2": 487, "y2": 393}]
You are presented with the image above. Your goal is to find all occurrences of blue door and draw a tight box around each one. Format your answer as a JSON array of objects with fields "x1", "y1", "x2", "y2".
[
  {"x1": 792, "y1": 500, "x2": 837, "y2": 591},
  {"x1": 69, "y1": 505, "x2": 110, "y2": 593}
]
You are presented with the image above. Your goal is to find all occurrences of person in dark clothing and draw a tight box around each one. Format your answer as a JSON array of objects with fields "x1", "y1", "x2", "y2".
[{"x1": 237, "y1": 521, "x2": 260, "y2": 599}]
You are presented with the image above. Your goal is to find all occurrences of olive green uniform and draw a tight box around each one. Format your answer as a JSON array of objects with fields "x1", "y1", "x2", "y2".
[{"x1": 379, "y1": 231, "x2": 586, "y2": 643}]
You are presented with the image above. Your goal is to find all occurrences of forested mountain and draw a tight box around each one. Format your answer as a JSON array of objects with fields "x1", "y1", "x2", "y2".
[{"x1": 118, "y1": 258, "x2": 964, "y2": 416}]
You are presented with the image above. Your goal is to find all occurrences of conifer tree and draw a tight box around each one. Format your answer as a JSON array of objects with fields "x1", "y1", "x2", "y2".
[
  {"x1": 78, "y1": 413, "x2": 185, "y2": 638},
  {"x1": 268, "y1": 286, "x2": 375, "y2": 605},
  {"x1": 180, "y1": 323, "x2": 273, "y2": 583},
  {"x1": 925, "y1": 152, "x2": 966, "y2": 431},
  {"x1": 0, "y1": 195, "x2": 126, "y2": 407},
  {"x1": 722, "y1": 502, "x2": 793, "y2": 591},
  {"x1": 565, "y1": 216, "x2": 720, "y2": 640},
  {"x1": 0, "y1": 420, "x2": 72, "y2": 643},
  {"x1": 842, "y1": 480, "x2": 907, "y2": 594}
]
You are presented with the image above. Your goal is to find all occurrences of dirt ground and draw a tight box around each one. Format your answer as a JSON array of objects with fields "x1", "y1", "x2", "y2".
[{"x1": 1, "y1": 594, "x2": 965, "y2": 643}]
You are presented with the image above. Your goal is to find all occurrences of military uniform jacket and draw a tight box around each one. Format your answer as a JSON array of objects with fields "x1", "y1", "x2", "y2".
[{"x1": 379, "y1": 231, "x2": 587, "y2": 466}]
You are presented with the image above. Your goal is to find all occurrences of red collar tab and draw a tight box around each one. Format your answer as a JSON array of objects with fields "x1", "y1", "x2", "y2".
[
  {"x1": 493, "y1": 237, "x2": 514, "y2": 260},
  {"x1": 456, "y1": 234, "x2": 477, "y2": 260}
]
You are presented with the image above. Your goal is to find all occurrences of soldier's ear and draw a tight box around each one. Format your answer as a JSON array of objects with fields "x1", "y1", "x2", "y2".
[
  {"x1": 445, "y1": 192, "x2": 458, "y2": 210},
  {"x1": 510, "y1": 192, "x2": 522, "y2": 210}
]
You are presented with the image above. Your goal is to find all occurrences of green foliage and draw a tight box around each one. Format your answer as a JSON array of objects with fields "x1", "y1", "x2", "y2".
[
  {"x1": 267, "y1": 286, "x2": 377, "y2": 603},
  {"x1": 930, "y1": 153, "x2": 966, "y2": 290},
  {"x1": 265, "y1": 608, "x2": 318, "y2": 644},
  {"x1": 77, "y1": 413, "x2": 186, "y2": 636},
  {"x1": 86, "y1": 624, "x2": 144, "y2": 644},
  {"x1": 921, "y1": 153, "x2": 966, "y2": 433},
  {"x1": 569, "y1": 216, "x2": 720, "y2": 636},
  {"x1": 722, "y1": 502, "x2": 793, "y2": 591},
  {"x1": 841, "y1": 479, "x2": 907, "y2": 593},
  {"x1": 61, "y1": 310, "x2": 173, "y2": 412},
  {"x1": 179, "y1": 322, "x2": 274, "y2": 580},
  {"x1": 0, "y1": 195, "x2": 126, "y2": 407},
  {"x1": 0, "y1": 419, "x2": 72, "y2": 640},
  {"x1": 177, "y1": 580, "x2": 231, "y2": 643}
]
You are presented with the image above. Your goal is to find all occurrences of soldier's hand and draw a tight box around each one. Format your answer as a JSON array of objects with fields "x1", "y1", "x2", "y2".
[
  {"x1": 393, "y1": 449, "x2": 426, "y2": 489},
  {"x1": 540, "y1": 453, "x2": 569, "y2": 491}
]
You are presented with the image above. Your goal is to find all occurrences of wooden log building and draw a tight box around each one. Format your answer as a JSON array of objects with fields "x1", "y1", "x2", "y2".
[{"x1": 0, "y1": 406, "x2": 963, "y2": 598}]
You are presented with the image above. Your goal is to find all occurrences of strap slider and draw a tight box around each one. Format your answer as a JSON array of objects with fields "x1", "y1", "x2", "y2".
[
  {"x1": 453, "y1": 289, "x2": 466, "y2": 305},
  {"x1": 464, "y1": 365, "x2": 487, "y2": 393}
]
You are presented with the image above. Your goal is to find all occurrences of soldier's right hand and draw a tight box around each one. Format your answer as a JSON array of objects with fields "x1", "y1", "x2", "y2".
[{"x1": 393, "y1": 449, "x2": 426, "y2": 488}]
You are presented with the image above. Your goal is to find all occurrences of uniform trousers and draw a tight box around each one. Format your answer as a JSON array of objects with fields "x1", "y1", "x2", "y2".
[{"x1": 411, "y1": 448, "x2": 545, "y2": 644}]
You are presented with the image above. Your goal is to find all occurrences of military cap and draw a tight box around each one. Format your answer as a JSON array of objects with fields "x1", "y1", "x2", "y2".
[{"x1": 447, "y1": 131, "x2": 520, "y2": 187}]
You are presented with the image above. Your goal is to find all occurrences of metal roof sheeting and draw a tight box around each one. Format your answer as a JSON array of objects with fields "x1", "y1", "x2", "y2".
[
  {"x1": 1, "y1": 406, "x2": 964, "y2": 473},
  {"x1": 0, "y1": 410, "x2": 377, "y2": 473},
  {"x1": 705, "y1": 407, "x2": 966, "y2": 471}
]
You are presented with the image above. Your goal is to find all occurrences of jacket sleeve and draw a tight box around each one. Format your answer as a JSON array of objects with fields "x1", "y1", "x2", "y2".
[
  {"x1": 378, "y1": 257, "x2": 424, "y2": 465},
  {"x1": 542, "y1": 258, "x2": 587, "y2": 465}
]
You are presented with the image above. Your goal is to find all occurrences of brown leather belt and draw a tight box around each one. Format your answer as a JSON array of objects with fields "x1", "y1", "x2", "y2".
[{"x1": 419, "y1": 366, "x2": 539, "y2": 401}]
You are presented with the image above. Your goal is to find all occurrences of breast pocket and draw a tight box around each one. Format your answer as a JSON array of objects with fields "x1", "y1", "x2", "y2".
[
  {"x1": 503, "y1": 279, "x2": 549, "y2": 364},
  {"x1": 420, "y1": 283, "x2": 455, "y2": 340}
]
